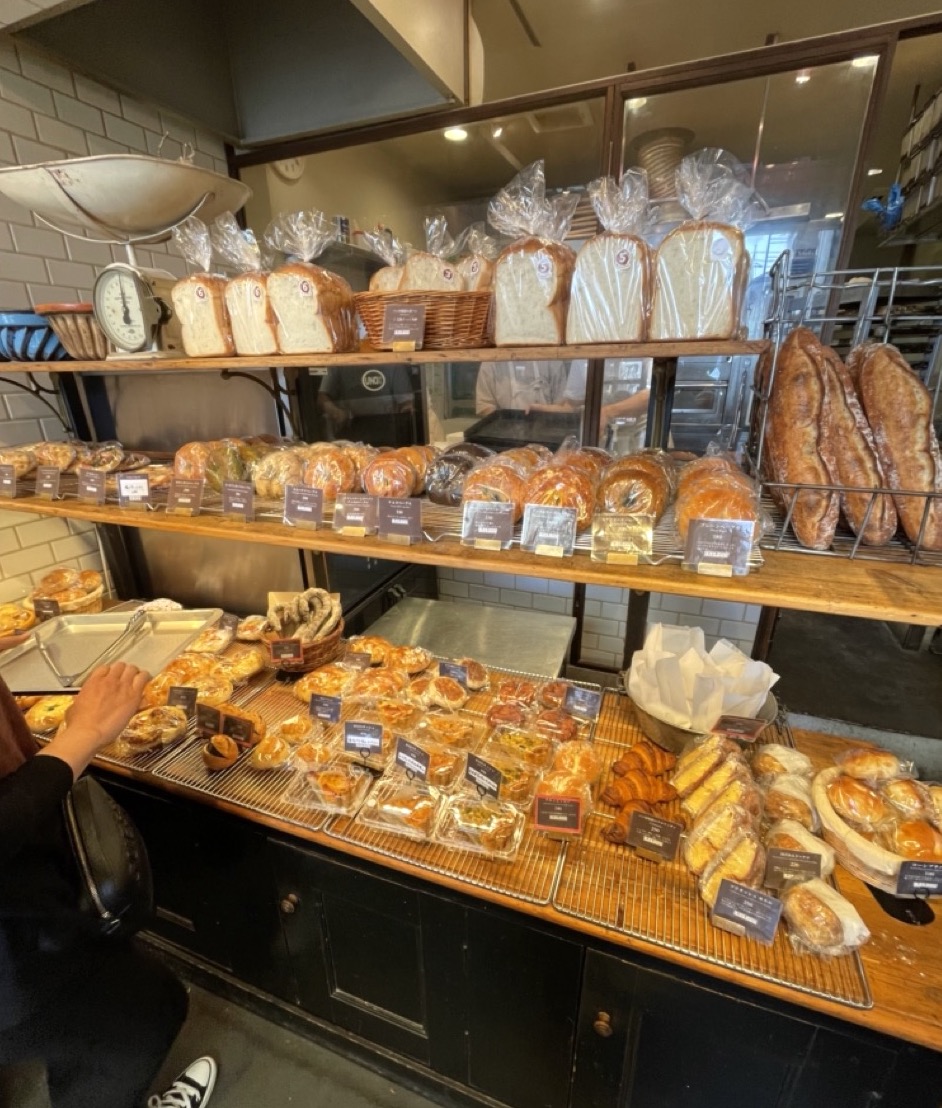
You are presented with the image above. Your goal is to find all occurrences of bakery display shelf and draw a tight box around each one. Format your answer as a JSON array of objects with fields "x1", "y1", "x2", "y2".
[
  {"x1": 6, "y1": 338, "x2": 771, "y2": 376},
  {"x1": 552, "y1": 693, "x2": 872, "y2": 1010}
]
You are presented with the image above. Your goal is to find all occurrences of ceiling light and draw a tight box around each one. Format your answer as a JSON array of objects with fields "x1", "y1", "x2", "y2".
[
  {"x1": 444, "y1": 127, "x2": 468, "y2": 142},
  {"x1": 795, "y1": 71, "x2": 811, "y2": 85},
  {"x1": 867, "y1": 167, "x2": 883, "y2": 176},
  {"x1": 491, "y1": 125, "x2": 503, "y2": 139},
  {"x1": 824, "y1": 211, "x2": 844, "y2": 219},
  {"x1": 764, "y1": 163, "x2": 775, "y2": 169},
  {"x1": 851, "y1": 54, "x2": 879, "y2": 68},
  {"x1": 627, "y1": 97, "x2": 647, "y2": 110}
]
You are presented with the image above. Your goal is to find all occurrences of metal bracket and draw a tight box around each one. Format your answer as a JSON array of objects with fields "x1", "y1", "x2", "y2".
[
  {"x1": 217, "y1": 368, "x2": 300, "y2": 437},
  {"x1": 0, "y1": 372, "x2": 72, "y2": 432}
]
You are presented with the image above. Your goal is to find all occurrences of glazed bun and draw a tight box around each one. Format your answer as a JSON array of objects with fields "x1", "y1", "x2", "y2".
[
  {"x1": 827, "y1": 775, "x2": 889, "y2": 830},
  {"x1": 462, "y1": 461, "x2": 527, "y2": 523},
  {"x1": 362, "y1": 454, "x2": 417, "y2": 498},
  {"x1": 523, "y1": 464, "x2": 596, "y2": 531}
]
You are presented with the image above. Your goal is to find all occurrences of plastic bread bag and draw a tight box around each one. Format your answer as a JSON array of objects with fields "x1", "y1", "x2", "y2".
[
  {"x1": 264, "y1": 211, "x2": 356, "y2": 353},
  {"x1": 211, "y1": 212, "x2": 278, "y2": 356},
  {"x1": 395, "y1": 214, "x2": 462, "y2": 292},
  {"x1": 762, "y1": 773, "x2": 818, "y2": 832},
  {"x1": 650, "y1": 149, "x2": 764, "y2": 341},
  {"x1": 170, "y1": 216, "x2": 235, "y2": 357},
  {"x1": 173, "y1": 440, "x2": 218, "y2": 481},
  {"x1": 835, "y1": 746, "x2": 911, "y2": 783},
  {"x1": 488, "y1": 160, "x2": 579, "y2": 345},
  {"x1": 566, "y1": 170, "x2": 654, "y2": 344},
  {"x1": 877, "y1": 812, "x2": 942, "y2": 861},
  {"x1": 596, "y1": 451, "x2": 676, "y2": 521},
  {"x1": 204, "y1": 438, "x2": 247, "y2": 493},
  {"x1": 363, "y1": 228, "x2": 408, "y2": 292},
  {"x1": 683, "y1": 802, "x2": 757, "y2": 876},
  {"x1": 764, "y1": 818, "x2": 836, "y2": 878},
  {"x1": 698, "y1": 828, "x2": 765, "y2": 908},
  {"x1": 780, "y1": 878, "x2": 870, "y2": 956},
  {"x1": 250, "y1": 444, "x2": 306, "y2": 499},
  {"x1": 453, "y1": 221, "x2": 499, "y2": 291},
  {"x1": 674, "y1": 469, "x2": 771, "y2": 547},
  {"x1": 460, "y1": 455, "x2": 529, "y2": 523},
  {"x1": 751, "y1": 743, "x2": 814, "y2": 783},
  {"x1": 300, "y1": 444, "x2": 359, "y2": 499}
]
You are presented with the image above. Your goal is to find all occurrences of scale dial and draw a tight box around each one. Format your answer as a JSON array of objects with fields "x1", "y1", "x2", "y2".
[{"x1": 93, "y1": 264, "x2": 160, "y2": 353}]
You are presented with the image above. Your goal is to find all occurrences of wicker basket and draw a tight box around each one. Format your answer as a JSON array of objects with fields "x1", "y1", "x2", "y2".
[
  {"x1": 355, "y1": 290, "x2": 492, "y2": 351},
  {"x1": 264, "y1": 619, "x2": 345, "y2": 674},
  {"x1": 25, "y1": 584, "x2": 105, "y2": 615},
  {"x1": 34, "y1": 303, "x2": 111, "y2": 360}
]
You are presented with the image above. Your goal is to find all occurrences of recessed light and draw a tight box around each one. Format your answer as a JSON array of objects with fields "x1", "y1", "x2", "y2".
[
  {"x1": 444, "y1": 127, "x2": 468, "y2": 142},
  {"x1": 795, "y1": 71, "x2": 811, "y2": 85},
  {"x1": 851, "y1": 54, "x2": 879, "y2": 68},
  {"x1": 627, "y1": 97, "x2": 647, "y2": 110},
  {"x1": 825, "y1": 211, "x2": 844, "y2": 219},
  {"x1": 764, "y1": 163, "x2": 775, "y2": 169},
  {"x1": 491, "y1": 125, "x2": 503, "y2": 139},
  {"x1": 867, "y1": 167, "x2": 883, "y2": 176}
]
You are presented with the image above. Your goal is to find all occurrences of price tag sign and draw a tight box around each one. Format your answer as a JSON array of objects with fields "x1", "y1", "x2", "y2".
[
  {"x1": 333, "y1": 493, "x2": 378, "y2": 536},
  {"x1": 626, "y1": 811, "x2": 682, "y2": 862},
  {"x1": 461, "y1": 500, "x2": 514, "y2": 550},
  {"x1": 196, "y1": 704, "x2": 222, "y2": 737},
  {"x1": 533, "y1": 795, "x2": 583, "y2": 834},
  {"x1": 34, "y1": 597, "x2": 61, "y2": 621},
  {"x1": 564, "y1": 685, "x2": 602, "y2": 721},
  {"x1": 521, "y1": 504, "x2": 577, "y2": 557},
  {"x1": 438, "y1": 661, "x2": 468, "y2": 686},
  {"x1": 897, "y1": 861, "x2": 942, "y2": 897},
  {"x1": 683, "y1": 519, "x2": 754, "y2": 577},
  {"x1": 711, "y1": 715, "x2": 768, "y2": 742},
  {"x1": 167, "y1": 685, "x2": 198, "y2": 719},
  {"x1": 382, "y1": 304, "x2": 426, "y2": 350},
  {"x1": 222, "y1": 480, "x2": 254, "y2": 521},
  {"x1": 0, "y1": 464, "x2": 17, "y2": 499},
  {"x1": 590, "y1": 513, "x2": 653, "y2": 564},
  {"x1": 284, "y1": 484, "x2": 323, "y2": 530},
  {"x1": 77, "y1": 467, "x2": 105, "y2": 504},
  {"x1": 117, "y1": 472, "x2": 151, "y2": 510},
  {"x1": 711, "y1": 880, "x2": 783, "y2": 945},
  {"x1": 35, "y1": 466, "x2": 61, "y2": 499},
  {"x1": 378, "y1": 497, "x2": 422, "y2": 545},
  {"x1": 166, "y1": 478, "x2": 204, "y2": 517},
  {"x1": 309, "y1": 694, "x2": 341, "y2": 724},
  {"x1": 466, "y1": 753, "x2": 502, "y2": 799},
  {"x1": 219, "y1": 612, "x2": 240, "y2": 634},
  {"x1": 222, "y1": 713, "x2": 254, "y2": 747},
  {"x1": 344, "y1": 650, "x2": 372, "y2": 670},
  {"x1": 395, "y1": 737, "x2": 430, "y2": 781},
  {"x1": 764, "y1": 848, "x2": 822, "y2": 890},
  {"x1": 344, "y1": 719, "x2": 384, "y2": 756},
  {"x1": 270, "y1": 638, "x2": 303, "y2": 664}
]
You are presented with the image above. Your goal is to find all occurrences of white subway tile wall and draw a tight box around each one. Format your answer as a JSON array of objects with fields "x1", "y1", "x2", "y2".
[{"x1": 0, "y1": 36, "x2": 229, "y2": 593}]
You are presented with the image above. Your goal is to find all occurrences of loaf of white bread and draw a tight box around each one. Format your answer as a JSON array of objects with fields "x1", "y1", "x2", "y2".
[
  {"x1": 457, "y1": 254, "x2": 495, "y2": 292},
  {"x1": 650, "y1": 222, "x2": 747, "y2": 340},
  {"x1": 493, "y1": 238, "x2": 576, "y2": 345},
  {"x1": 267, "y1": 263, "x2": 357, "y2": 353},
  {"x1": 566, "y1": 233, "x2": 649, "y2": 343},
  {"x1": 369, "y1": 266, "x2": 403, "y2": 292},
  {"x1": 224, "y1": 272, "x2": 278, "y2": 356},
  {"x1": 399, "y1": 251, "x2": 464, "y2": 292},
  {"x1": 171, "y1": 275, "x2": 235, "y2": 357}
]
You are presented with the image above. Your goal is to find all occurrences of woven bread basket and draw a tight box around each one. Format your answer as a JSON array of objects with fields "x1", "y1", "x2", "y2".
[
  {"x1": 355, "y1": 290, "x2": 492, "y2": 351},
  {"x1": 25, "y1": 584, "x2": 105, "y2": 615},
  {"x1": 265, "y1": 619, "x2": 345, "y2": 674},
  {"x1": 34, "y1": 303, "x2": 111, "y2": 360}
]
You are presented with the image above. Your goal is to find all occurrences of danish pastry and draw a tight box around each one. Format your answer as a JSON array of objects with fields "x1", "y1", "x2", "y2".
[
  {"x1": 25, "y1": 694, "x2": 74, "y2": 732},
  {"x1": 122, "y1": 705, "x2": 187, "y2": 748}
]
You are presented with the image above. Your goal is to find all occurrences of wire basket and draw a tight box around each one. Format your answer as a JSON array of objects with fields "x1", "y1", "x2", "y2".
[
  {"x1": 355, "y1": 290, "x2": 492, "y2": 351},
  {"x1": 264, "y1": 619, "x2": 345, "y2": 674}
]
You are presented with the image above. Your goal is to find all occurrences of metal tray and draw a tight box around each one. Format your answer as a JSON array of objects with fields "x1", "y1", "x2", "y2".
[{"x1": 0, "y1": 608, "x2": 222, "y2": 693}]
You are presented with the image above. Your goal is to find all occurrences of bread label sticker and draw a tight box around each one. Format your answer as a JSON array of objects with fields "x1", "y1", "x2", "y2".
[
  {"x1": 711, "y1": 236, "x2": 732, "y2": 259},
  {"x1": 299, "y1": 279, "x2": 311, "y2": 296},
  {"x1": 36, "y1": 466, "x2": 61, "y2": 500},
  {"x1": 334, "y1": 493, "x2": 378, "y2": 535},
  {"x1": 270, "y1": 638, "x2": 303, "y2": 664},
  {"x1": 382, "y1": 305, "x2": 425, "y2": 350},
  {"x1": 615, "y1": 249, "x2": 632, "y2": 268},
  {"x1": 442, "y1": 267, "x2": 454, "y2": 282},
  {"x1": 196, "y1": 286, "x2": 206, "y2": 300},
  {"x1": 897, "y1": 861, "x2": 942, "y2": 897},
  {"x1": 438, "y1": 661, "x2": 468, "y2": 687},
  {"x1": 33, "y1": 597, "x2": 61, "y2": 621},
  {"x1": 284, "y1": 484, "x2": 323, "y2": 530},
  {"x1": 253, "y1": 285, "x2": 261, "y2": 299},
  {"x1": 537, "y1": 258, "x2": 552, "y2": 278},
  {"x1": 711, "y1": 714, "x2": 767, "y2": 742},
  {"x1": 117, "y1": 473, "x2": 151, "y2": 510},
  {"x1": 344, "y1": 719, "x2": 384, "y2": 755},
  {"x1": 591, "y1": 513, "x2": 653, "y2": 563},
  {"x1": 309, "y1": 693, "x2": 341, "y2": 724},
  {"x1": 395, "y1": 737, "x2": 430, "y2": 781},
  {"x1": 764, "y1": 848, "x2": 821, "y2": 889},
  {"x1": 222, "y1": 480, "x2": 255, "y2": 521},
  {"x1": 522, "y1": 504, "x2": 577, "y2": 557},
  {"x1": 466, "y1": 753, "x2": 502, "y2": 799},
  {"x1": 711, "y1": 880, "x2": 783, "y2": 945},
  {"x1": 0, "y1": 464, "x2": 16, "y2": 498},
  {"x1": 626, "y1": 811, "x2": 682, "y2": 862},
  {"x1": 167, "y1": 478, "x2": 204, "y2": 517},
  {"x1": 77, "y1": 467, "x2": 105, "y2": 505},
  {"x1": 461, "y1": 500, "x2": 514, "y2": 549},
  {"x1": 533, "y1": 795, "x2": 583, "y2": 834},
  {"x1": 378, "y1": 497, "x2": 421, "y2": 544},
  {"x1": 167, "y1": 685, "x2": 198, "y2": 719},
  {"x1": 683, "y1": 518, "x2": 754, "y2": 577},
  {"x1": 196, "y1": 703, "x2": 222, "y2": 737},
  {"x1": 564, "y1": 685, "x2": 602, "y2": 720},
  {"x1": 222, "y1": 713, "x2": 254, "y2": 747},
  {"x1": 469, "y1": 259, "x2": 480, "y2": 275}
]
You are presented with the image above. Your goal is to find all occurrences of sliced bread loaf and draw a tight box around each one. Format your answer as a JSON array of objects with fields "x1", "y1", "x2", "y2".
[
  {"x1": 650, "y1": 221, "x2": 745, "y2": 340},
  {"x1": 268, "y1": 263, "x2": 357, "y2": 354},
  {"x1": 457, "y1": 254, "x2": 495, "y2": 292},
  {"x1": 566, "y1": 232, "x2": 649, "y2": 343},
  {"x1": 400, "y1": 251, "x2": 464, "y2": 292},
  {"x1": 171, "y1": 274, "x2": 234, "y2": 357},
  {"x1": 494, "y1": 238, "x2": 575, "y2": 346},
  {"x1": 225, "y1": 272, "x2": 278, "y2": 355},
  {"x1": 369, "y1": 266, "x2": 403, "y2": 292}
]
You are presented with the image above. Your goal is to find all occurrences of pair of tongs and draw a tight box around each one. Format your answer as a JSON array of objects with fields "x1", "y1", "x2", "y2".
[{"x1": 34, "y1": 608, "x2": 148, "y2": 688}]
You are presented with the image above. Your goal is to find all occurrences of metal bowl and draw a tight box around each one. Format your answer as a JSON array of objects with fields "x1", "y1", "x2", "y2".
[{"x1": 626, "y1": 687, "x2": 779, "y2": 753}]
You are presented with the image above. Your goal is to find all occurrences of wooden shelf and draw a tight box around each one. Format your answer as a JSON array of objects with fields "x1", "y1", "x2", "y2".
[
  {"x1": 4, "y1": 493, "x2": 941, "y2": 625},
  {"x1": 1, "y1": 339, "x2": 769, "y2": 375}
]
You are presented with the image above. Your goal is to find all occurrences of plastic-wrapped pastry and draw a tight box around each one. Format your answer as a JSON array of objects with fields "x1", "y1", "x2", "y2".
[
  {"x1": 31, "y1": 442, "x2": 76, "y2": 470},
  {"x1": 174, "y1": 441, "x2": 217, "y2": 481},
  {"x1": 838, "y1": 747, "x2": 905, "y2": 782},
  {"x1": 485, "y1": 701, "x2": 528, "y2": 730},
  {"x1": 394, "y1": 446, "x2": 433, "y2": 495},
  {"x1": 534, "y1": 707, "x2": 579, "y2": 744},
  {"x1": 249, "y1": 735, "x2": 293, "y2": 770},
  {"x1": 781, "y1": 878, "x2": 870, "y2": 955},
  {"x1": 881, "y1": 818, "x2": 942, "y2": 861},
  {"x1": 698, "y1": 830, "x2": 764, "y2": 908},
  {"x1": 346, "y1": 669, "x2": 409, "y2": 700},
  {"x1": 217, "y1": 702, "x2": 266, "y2": 744},
  {"x1": 462, "y1": 460, "x2": 527, "y2": 523},
  {"x1": 697, "y1": 776, "x2": 763, "y2": 824},
  {"x1": 293, "y1": 663, "x2": 351, "y2": 701},
  {"x1": 0, "y1": 447, "x2": 36, "y2": 477},
  {"x1": 25, "y1": 695, "x2": 74, "y2": 733},
  {"x1": 681, "y1": 758, "x2": 749, "y2": 821},
  {"x1": 362, "y1": 453, "x2": 417, "y2": 498},
  {"x1": 826, "y1": 775, "x2": 889, "y2": 832},
  {"x1": 492, "y1": 727, "x2": 555, "y2": 770},
  {"x1": 0, "y1": 602, "x2": 34, "y2": 636},
  {"x1": 762, "y1": 774, "x2": 817, "y2": 831},
  {"x1": 359, "y1": 780, "x2": 440, "y2": 839},
  {"x1": 552, "y1": 740, "x2": 602, "y2": 784},
  {"x1": 675, "y1": 472, "x2": 761, "y2": 544},
  {"x1": 684, "y1": 803, "x2": 755, "y2": 876},
  {"x1": 204, "y1": 439, "x2": 247, "y2": 492},
  {"x1": 426, "y1": 451, "x2": 475, "y2": 507},
  {"x1": 433, "y1": 795, "x2": 523, "y2": 854},
  {"x1": 301, "y1": 446, "x2": 358, "y2": 498},
  {"x1": 252, "y1": 448, "x2": 304, "y2": 499},
  {"x1": 928, "y1": 784, "x2": 942, "y2": 833},
  {"x1": 523, "y1": 464, "x2": 596, "y2": 531},
  {"x1": 764, "y1": 818, "x2": 835, "y2": 877},
  {"x1": 213, "y1": 644, "x2": 266, "y2": 684},
  {"x1": 596, "y1": 454, "x2": 674, "y2": 521},
  {"x1": 122, "y1": 705, "x2": 188, "y2": 749},
  {"x1": 83, "y1": 442, "x2": 126, "y2": 472},
  {"x1": 426, "y1": 675, "x2": 469, "y2": 710},
  {"x1": 341, "y1": 442, "x2": 379, "y2": 491},
  {"x1": 418, "y1": 711, "x2": 483, "y2": 749},
  {"x1": 671, "y1": 735, "x2": 740, "y2": 797},
  {"x1": 386, "y1": 644, "x2": 433, "y2": 675},
  {"x1": 497, "y1": 678, "x2": 538, "y2": 705},
  {"x1": 475, "y1": 743, "x2": 540, "y2": 804},
  {"x1": 751, "y1": 743, "x2": 814, "y2": 781},
  {"x1": 452, "y1": 657, "x2": 488, "y2": 691},
  {"x1": 882, "y1": 777, "x2": 932, "y2": 820}
]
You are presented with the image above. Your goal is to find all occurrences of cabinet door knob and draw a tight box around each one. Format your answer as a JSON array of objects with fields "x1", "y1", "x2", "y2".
[
  {"x1": 280, "y1": 893, "x2": 300, "y2": 915},
  {"x1": 593, "y1": 1011, "x2": 614, "y2": 1038}
]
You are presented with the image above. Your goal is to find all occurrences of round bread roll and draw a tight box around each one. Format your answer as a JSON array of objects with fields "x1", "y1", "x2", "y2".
[
  {"x1": 453, "y1": 657, "x2": 488, "y2": 690},
  {"x1": 249, "y1": 734, "x2": 292, "y2": 770},
  {"x1": 362, "y1": 454, "x2": 417, "y2": 498},
  {"x1": 252, "y1": 449, "x2": 304, "y2": 499},
  {"x1": 677, "y1": 454, "x2": 744, "y2": 491},
  {"x1": 202, "y1": 733, "x2": 239, "y2": 771},
  {"x1": 498, "y1": 446, "x2": 542, "y2": 473},
  {"x1": 882, "y1": 777, "x2": 931, "y2": 820},
  {"x1": 675, "y1": 476, "x2": 760, "y2": 543},
  {"x1": 385, "y1": 644, "x2": 433, "y2": 675},
  {"x1": 25, "y1": 694, "x2": 74, "y2": 732},
  {"x1": 301, "y1": 446, "x2": 357, "y2": 498},
  {"x1": 497, "y1": 678, "x2": 537, "y2": 704},
  {"x1": 213, "y1": 644, "x2": 266, "y2": 684},
  {"x1": 347, "y1": 635, "x2": 392, "y2": 665},
  {"x1": 426, "y1": 675, "x2": 469, "y2": 710},
  {"x1": 35, "y1": 567, "x2": 82, "y2": 596},
  {"x1": 340, "y1": 443, "x2": 379, "y2": 491},
  {"x1": 883, "y1": 818, "x2": 942, "y2": 861},
  {"x1": 559, "y1": 447, "x2": 610, "y2": 481},
  {"x1": 394, "y1": 447, "x2": 431, "y2": 494},
  {"x1": 596, "y1": 457, "x2": 672, "y2": 520},
  {"x1": 462, "y1": 461, "x2": 527, "y2": 523},
  {"x1": 293, "y1": 663, "x2": 351, "y2": 701},
  {"x1": 523, "y1": 464, "x2": 596, "y2": 531},
  {"x1": 826, "y1": 775, "x2": 889, "y2": 830},
  {"x1": 407, "y1": 675, "x2": 433, "y2": 708},
  {"x1": 839, "y1": 748, "x2": 904, "y2": 782},
  {"x1": 122, "y1": 705, "x2": 188, "y2": 748},
  {"x1": 426, "y1": 452, "x2": 475, "y2": 506},
  {"x1": 174, "y1": 440, "x2": 217, "y2": 480},
  {"x1": 552, "y1": 740, "x2": 601, "y2": 784},
  {"x1": 347, "y1": 669, "x2": 409, "y2": 698}
]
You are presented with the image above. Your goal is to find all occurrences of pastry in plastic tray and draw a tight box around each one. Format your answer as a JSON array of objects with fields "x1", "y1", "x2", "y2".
[
  {"x1": 270, "y1": 714, "x2": 320, "y2": 746},
  {"x1": 425, "y1": 675, "x2": 469, "y2": 710},
  {"x1": 336, "y1": 716, "x2": 395, "y2": 771},
  {"x1": 496, "y1": 677, "x2": 540, "y2": 705},
  {"x1": 249, "y1": 734, "x2": 293, "y2": 771},
  {"x1": 422, "y1": 743, "x2": 466, "y2": 790},
  {"x1": 432, "y1": 795, "x2": 524, "y2": 857},
  {"x1": 372, "y1": 697, "x2": 422, "y2": 732},
  {"x1": 293, "y1": 663, "x2": 352, "y2": 701},
  {"x1": 552, "y1": 740, "x2": 602, "y2": 785},
  {"x1": 485, "y1": 701, "x2": 529, "y2": 731},
  {"x1": 475, "y1": 743, "x2": 541, "y2": 805},
  {"x1": 294, "y1": 736, "x2": 339, "y2": 770},
  {"x1": 237, "y1": 614, "x2": 269, "y2": 641},
  {"x1": 490, "y1": 726, "x2": 556, "y2": 770},
  {"x1": 213, "y1": 644, "x2": 266, "y2": 684},
  {"x1": 534, "y1": 707, "x2": 580, "y2": 743},
  {"x1": 539, "y1": 679, "x2": 569, "y2": 709},
  {"x1": 699, "y1": 831, "x2": 765, "y2": 909},
  {"x1": 536, "y1": 770, "x2": 593, "y2": 805},
  {"x1": 347, "y1": 668, "x2": 410, "y2": 700},
  {"x1": 781, "y1": 878, "x2": 870, "y2": 955},
  {"x1": 386, "y1": 644, "x2": 434, "y2": 675},
  {"x1": 25, "y1": 695, "x2": 74, "y2": 733},
  {"x1": 764, "y1": 818, "x2": 835, "y2": 878},
  {"x1": 0, "y1": 602, "x2": 35, "y2": 636},
  {"x1": 825, "y1": 775, "x2": 889, "y2": 832},
  {"x1": 284, "y1": 760, "x2": 373, "y2": 815},
  {"x1": 684, "y1": 803, "x2": 756, "y2": 876},
  {"x1": 451, "y1": 656, "x2": 489, "y2": 691},
  {"x1": 751, "y1": 743, "x2": 813, "y2": 781},
  {"x1": 416, "y1": 710, "x2": 487, "y2": 750},
  {"x1": 358, "y1": 779, "x2": 442, "y2": 839},
  {"x1": 346, "y1": 635, "x2": 393, "y2": 665},
  {"x1": 121, "y1": 705, "x2": 188, "y2": 750},
  {"x1": 612, "y1": 741, "x2": 677, "y2": 778}
]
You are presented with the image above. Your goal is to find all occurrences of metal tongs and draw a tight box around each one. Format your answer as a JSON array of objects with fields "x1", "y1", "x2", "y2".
[{"x1": 34, "y1": 608, "x2": 149, "y2": 688}]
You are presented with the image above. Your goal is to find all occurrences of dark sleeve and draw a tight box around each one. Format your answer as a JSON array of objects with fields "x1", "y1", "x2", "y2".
[
  {"x1": 0, "y1": 756, "x2": 74, "y2": 866},
  {"x1": 319, "y1": 368, "x2": 342, "y2": 401}
]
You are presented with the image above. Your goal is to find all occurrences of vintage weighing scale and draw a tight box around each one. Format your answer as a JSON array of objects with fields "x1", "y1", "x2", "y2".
[{"x1": 0, "y1": 153, "x2": 251, "y2": 357}]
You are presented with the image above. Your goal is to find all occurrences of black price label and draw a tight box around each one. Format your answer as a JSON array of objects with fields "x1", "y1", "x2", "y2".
[
  {"x1": 33, "y1": 597, "x2": 61, "y2": 621},
  {"x1": 77, "y1": 467, "x2": 105, "y2": 504},
  {"x1": 711, "y1": 880, "x2": 783, "y2": 945},
  {"x1": 222, "y1": 480, "x2": 254, "y2": 520},
  {"x1": 395, "y1": 737, "x2": 430, "y2": 781},
  {"x1": 167, "y1": 685, "x2": 198, "y2": 718},
  {"x1": 466, "y1": 753, "x2": 502, "y2": 799},
  {"x1": 117, "y1": 472, "x2": 151, "y2": 509},
  {"x1": 222, "y1": 714, "x2": 254, "y2": 746},
  {"x1": 166, "y1": 478, "x2": 204, "y2": 517},
  {"x1": 334, "y1": 493, "x2": 378, "y2": 535},
  {"x1": 344, "y1": 719, "x2": 383, "y2": 755},
  {"x1": 438, "y1": 661, "x2": 468, "y2": 686},
  {"x1": 382, "y1": 304, "x2": 426, "y2": 349},
  {"x1": 196, "y1": 703, "x2": 222, "y2": 736},
  {"x1": 378, "y1": 497, "x2": 421, "y2": 544},
  {"x1": 461, "y1": 500, "x2": 514, "y2": 549},
  {"x1": 626, "y1": 811, "x2": 682, "y2": 862},
  {"x1": 309, "y1": 694, "x2": 341, "y2": 723},
  {"x1": 683, "y1": 518, "x2": 754, "y2": 577},
  {"x1": 564, "y1": 685, "x2": 602, "y2": 720},
  {"x1": 764, "y1": 848, "x2": 822, "y2": 890},
  {"x1": 897, "y1": 861, "x2": 942, "y2": 897},
  {"x1": 35, "y1": 466, "x2": 61, "y2": 499},
  {"x1": 344, "y1": 650, "x2": 372, "y2": 670},
  {"x1": 219, "y1": 612, "x2": 240, "y2": 634},
  {"x1": 533, "y1": 795, "x2": 583, "y2": 833},
  {"x1": 270, "y1": 638, "x2": 303, "y2": 663},
  {"x1": 711, "y1": 715, "x2": 768, "y2": 742},
  {"x1": 284, "y1": 484, "x2": 323, "y2": 529},
  {"x1": 0, "y1": 464, "x2": 16, "y2": 498},
  {"x1": 521, "y1": 504, "x2": 577, "y2": 557}
]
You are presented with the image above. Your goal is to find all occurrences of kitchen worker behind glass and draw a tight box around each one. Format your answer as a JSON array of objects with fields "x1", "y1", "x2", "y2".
[
  {"x1": 474, "y1": 360, "x2": 569, "y2": 415},
  {"x1": 318, "y1": 364, "x2": 415, "y2": 446}
]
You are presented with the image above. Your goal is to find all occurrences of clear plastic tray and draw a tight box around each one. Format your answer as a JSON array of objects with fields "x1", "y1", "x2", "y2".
[
  {"x1": 473, "y1": 743, "x2": 542, "y2": 807},
  {"x1": 432, "y1": 794, "x2": 526, "y2": 861},
  {"x1": 357, "y1": 778, "x2": 443, "y2": 841},
  {"x1": 280, "y1": 758, "x2": 373, "y2": 816},
  {"x1": 413, "y1": 709, "x2": 488, "y2": 751},
  {"x1": 489, "y1": 726, "x2": 558, "y2": 770}
]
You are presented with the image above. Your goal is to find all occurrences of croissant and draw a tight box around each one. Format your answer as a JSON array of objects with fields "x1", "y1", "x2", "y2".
[
  {"x1": 613, "y1": 741, "x2": 677, "y2": 778},
  {"x1": 601, "y1": 799, "x2": 653, "y2": 844},
  {"x1": 601, "y1": 772, "x2": 677, "y2": 807}
]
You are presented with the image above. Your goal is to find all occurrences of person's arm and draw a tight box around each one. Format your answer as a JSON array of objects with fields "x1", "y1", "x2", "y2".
[
  {"x1": 317, "y1": 390, "x2": 350, "y2": 428},
  {"x1": 601, "y1": 388, "x2": 651, "y2": 428},
  {"x1": 475, "y1": 364, "x2": 498, "y2": 415}
]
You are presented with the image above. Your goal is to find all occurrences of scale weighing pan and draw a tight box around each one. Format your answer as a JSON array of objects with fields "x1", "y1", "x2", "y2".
[
  {"x1": 0, "y1": 608, "x2": 222, "y2": 694},
  {"x1": 0, "y1": 155, "x2": 251, "y2": 242}
]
